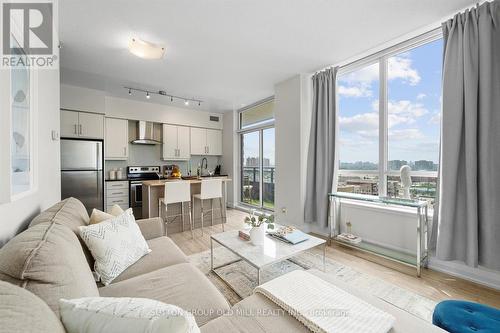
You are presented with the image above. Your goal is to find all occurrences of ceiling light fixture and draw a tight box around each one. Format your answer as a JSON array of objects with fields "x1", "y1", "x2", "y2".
[
  {"x1": 128, "y1": 38, "x2": 165, "y2": 59},
  {"x1": 124, "y1": 87, "x2": 202, "y2": 107}
]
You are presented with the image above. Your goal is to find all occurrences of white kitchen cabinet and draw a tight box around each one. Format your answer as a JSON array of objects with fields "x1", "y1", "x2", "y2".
[
  {"x1": 177, "y1": 126, "x2": 191, "y2": 159},
  {"x1": 162, "y1": 124, "x2": 190, "y2": 160},
  {"x1": 190, "y1": 128, "x2": 222, "y2": 156},
  {"x1": 206, "y1": 129, "x2": 222, "y2": 156},
  {"x1": 105, "y1": 181, "x2": 129, "y2": 212},
  {"x1": 60, "y1": 110, "x2": 104, "y2": 139},
  {"x1": 190, "y1": 127, "x2": 206, "y2": 155},
  {"x1": 79, "y1": 112, "x2": 104, "y2": 139},
  {"x1": 105, "y1": 118, "x2": 129, "y2": 160},
  {"x1": 61, "y1": 110, "x2": 79, "y2": 137}
]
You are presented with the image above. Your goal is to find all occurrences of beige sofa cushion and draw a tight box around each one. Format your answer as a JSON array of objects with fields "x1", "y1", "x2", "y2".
[
  {"x1": 99, "y1": 263, "x2": 230, "y2": 327},
  {"x1": 29, "y1": 197, "x2": 95, "y2": 267},
  {"x1": 0, "y1": 222, "x2": 99, "y2": 315},
  {"x1": 200, "y1": 293, "x2": 309, "y2": 333},
  {"x1": 111, "y1": 236, "x2": 189, "y2": 284},
  {"x1": 0, "y1": 281, "x2": 65, "y2": 333}
]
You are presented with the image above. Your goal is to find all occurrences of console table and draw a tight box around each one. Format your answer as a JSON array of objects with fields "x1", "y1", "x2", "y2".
[{"x1": 328, "y1": 192, "x2": 429, "y2": 277}]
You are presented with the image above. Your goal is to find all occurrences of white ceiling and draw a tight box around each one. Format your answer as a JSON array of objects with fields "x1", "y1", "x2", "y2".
[{"x1": 59, "y1": 0, "x2": 475, "y2": 112}]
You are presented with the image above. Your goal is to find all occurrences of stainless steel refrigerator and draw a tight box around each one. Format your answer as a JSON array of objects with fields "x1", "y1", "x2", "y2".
[{"x1": 61, "y1": 139, "x2": 104, "y2": 215}]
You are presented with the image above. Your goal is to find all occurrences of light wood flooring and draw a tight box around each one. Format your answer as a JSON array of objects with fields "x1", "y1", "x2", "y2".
[{"x1": 168, "y1": 208, "x2": 500, "y2": 309}]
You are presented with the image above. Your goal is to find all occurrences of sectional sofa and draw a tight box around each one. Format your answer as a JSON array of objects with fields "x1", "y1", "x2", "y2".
[{"x1": 0, "y1": 197, "x2": 445, "y2": 332}]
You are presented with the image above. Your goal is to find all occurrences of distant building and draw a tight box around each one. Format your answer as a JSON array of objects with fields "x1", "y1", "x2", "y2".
[
  {"x1": 388, "y1": 160, "x2": 408, "y2": 171},
  {"x1": 414, "y1": 160, "x2": 436, "y2": 171}
]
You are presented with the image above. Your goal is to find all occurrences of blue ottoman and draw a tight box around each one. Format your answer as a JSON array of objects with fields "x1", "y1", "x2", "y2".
[{"x1": 433, "y1": 300, "x2": 500, "y2": 333}]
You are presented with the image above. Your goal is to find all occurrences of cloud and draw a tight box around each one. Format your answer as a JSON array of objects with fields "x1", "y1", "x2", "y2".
[
  {"x1": 429, "y1": 112, "x2": 441, "y2": 125},
  {"x1": 370, "y1": 100, "x2": 429, "y2": 128},
  {"x1": 338, "y1": 85, "x2": 371, "y2": 97},
  {"x1": 416, "y1": 93, "x2": 426, "y2": 100},
  {"x1": 339, "y1": 112, "x2": 378, "y2": 132},
  {"x1": 337, "y1": 55, "x2": 420, "y2": 99},
  {"x1": 388, "y1": 55, "x2": 421, "y2": 85},
  {"x1": 389, "y1": 129, "x2": 424, "y2": 141}
]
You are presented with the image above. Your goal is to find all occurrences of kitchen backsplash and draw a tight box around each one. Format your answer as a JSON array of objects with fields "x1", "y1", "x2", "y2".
[{"x1": 105, "y1": 143, "x2": 222, "y2": 178}]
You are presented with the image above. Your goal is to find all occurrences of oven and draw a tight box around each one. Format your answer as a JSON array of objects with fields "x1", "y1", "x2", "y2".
[
  {"x1": 130, "y1": 181, "x2": 143, "y2": 218},
  {"x1": 127, "y1": 166, "x2": 161, "y2": 219}
]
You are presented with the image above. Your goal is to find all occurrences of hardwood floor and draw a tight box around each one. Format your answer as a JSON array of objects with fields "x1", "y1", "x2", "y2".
[{"x1": 169, "y1": 208, "x2": 500, "y2": 309}]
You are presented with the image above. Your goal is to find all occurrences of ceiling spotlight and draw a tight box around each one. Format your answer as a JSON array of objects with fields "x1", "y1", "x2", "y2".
[
  {"x1": 146, "y1": 92, "x2": 150, "y2": 99},
  {"x1": 184, "y1": 100, "x2": 189, "y2": 106},
  {"x1": 128, "y1": 88, "x2": 132, "y2": 95},
  {"x1": 128, "y1": 38, "x2": 166, "y2": 59}
]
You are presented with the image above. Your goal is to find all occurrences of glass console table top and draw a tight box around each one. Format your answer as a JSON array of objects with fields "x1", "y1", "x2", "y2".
[{"x1": 328, "y1": 192, "x2": 428, "y2": 208}]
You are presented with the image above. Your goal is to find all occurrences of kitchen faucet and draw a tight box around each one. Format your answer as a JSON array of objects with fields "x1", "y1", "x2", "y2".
[{"x1": 201, "y1": 157, "x2": 208, "y2": 176}]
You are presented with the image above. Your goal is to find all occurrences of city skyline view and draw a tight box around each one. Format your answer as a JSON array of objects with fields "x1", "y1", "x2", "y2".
[{"x1": 338, "y1": 39, "x2": 443, "y2": 169}]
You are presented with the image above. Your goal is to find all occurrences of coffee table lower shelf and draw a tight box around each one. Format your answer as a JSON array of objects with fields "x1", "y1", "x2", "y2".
[{"x1": 210, "y1": 236, "x2": 326, "y2": 299}]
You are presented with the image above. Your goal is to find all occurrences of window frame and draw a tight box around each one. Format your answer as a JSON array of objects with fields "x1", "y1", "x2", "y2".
[
  {"x1": 2, "y1": 13, "x2": 39, "y2": 203},
  {"x1": 336, "y1": 28, "x2": 442, "y2": 198},
  {"x1": 238, "y1": 96, "x2": 275, "y2": 211}
]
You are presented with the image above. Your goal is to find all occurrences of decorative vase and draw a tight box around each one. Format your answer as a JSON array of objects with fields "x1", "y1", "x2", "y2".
[{"x1": 250, "y1": 224, "x2": 266, "y2": 245}]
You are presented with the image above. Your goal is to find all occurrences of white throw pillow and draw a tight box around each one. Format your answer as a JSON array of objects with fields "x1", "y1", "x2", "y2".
[
  {"x1": 79, "y1": 209, "x2": 151, "y2": 285},
  {"x1": 59, "y1": 297, "x2": 200, "y2": 333}
]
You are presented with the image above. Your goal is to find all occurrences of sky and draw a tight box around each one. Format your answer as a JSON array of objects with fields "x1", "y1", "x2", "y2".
[
  {"x1": 338, "y1": 38, "x2": 443, "y2": 169},
  {"x1": 242, "y1": 128, "x2": 275, "y2": 166}
]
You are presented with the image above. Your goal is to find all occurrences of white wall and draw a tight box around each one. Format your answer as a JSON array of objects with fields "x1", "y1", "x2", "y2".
[
  {"x1": 0, "y1": 66, "x2": 61, "y2": 246},
  {"x1": 274, "y1": 74, "x2": 311, "y2": 228},
  {"x1": 222, "y1": 111, "x2": 237, "y2": 206},
  {"x1": 60, "y1": 84, "x2": 223, "y2": 130}
]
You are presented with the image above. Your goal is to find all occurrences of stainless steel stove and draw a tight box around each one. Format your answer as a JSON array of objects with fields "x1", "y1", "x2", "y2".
[{"x1": 128, "y1": 166, "x2": 161, "y2": 218}]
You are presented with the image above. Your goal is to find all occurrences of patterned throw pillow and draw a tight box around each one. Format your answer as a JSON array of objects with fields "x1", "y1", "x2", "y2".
[
  {"x1": 59, "y1": 297, "x2": 200, "y2": 333},
  {"x1": 78, "y1": 209, "x2": 151, "y2": 285}
]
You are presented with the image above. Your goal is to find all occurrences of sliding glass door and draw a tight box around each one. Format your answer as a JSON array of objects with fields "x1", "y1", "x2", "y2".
[
  {"x1": 240, "y1": 127, "x2": 275, "y2": 210},
  {"x1": 239, "y1": 98, "x2": 275, "y2": 211}
]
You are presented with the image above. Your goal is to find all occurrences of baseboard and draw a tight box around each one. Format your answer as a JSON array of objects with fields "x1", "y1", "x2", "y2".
[{"x1": 429, "y1": 257, "x2": 500, "y2": 291}]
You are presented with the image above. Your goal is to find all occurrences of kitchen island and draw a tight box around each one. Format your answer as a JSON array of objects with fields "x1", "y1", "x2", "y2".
[{"x1": 142, "y1": 177, "x2": 232, "y2": 234}]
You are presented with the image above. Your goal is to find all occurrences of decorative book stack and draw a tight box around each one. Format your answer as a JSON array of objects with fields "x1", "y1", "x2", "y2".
[
  {"x1": 336, "y1": 233, "x2": 362, "y2": 244},
  {"x1": 238, "y1": 229, "x2": 251, "y2": 241}
]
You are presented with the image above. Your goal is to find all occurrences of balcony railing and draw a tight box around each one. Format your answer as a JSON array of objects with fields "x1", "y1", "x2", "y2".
[{"x1": 241, "y1": 166, "x2": 275, "y2": 209}]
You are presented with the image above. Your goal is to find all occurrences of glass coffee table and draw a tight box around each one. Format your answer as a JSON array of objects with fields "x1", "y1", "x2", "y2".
[{"x1": 210, "y1": 229, "x2": 326, "y2": 295}]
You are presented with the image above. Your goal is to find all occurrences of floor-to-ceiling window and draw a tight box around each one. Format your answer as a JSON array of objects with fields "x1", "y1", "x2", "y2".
[
  {"x1": 336, "y1": 31, "x2": 443, "y2": 209},
  {"x1": 239, "y1": 98, "x2": 275, "y2": 210}
]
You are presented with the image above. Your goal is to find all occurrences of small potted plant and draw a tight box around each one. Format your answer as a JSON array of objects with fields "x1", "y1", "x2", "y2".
[{"x1": 244, "y1": 211, "x2": 274, "y2": 245}]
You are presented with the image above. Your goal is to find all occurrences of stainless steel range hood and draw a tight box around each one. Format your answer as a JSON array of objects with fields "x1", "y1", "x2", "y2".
[{"x1": 131, "y1": 121, "x2": 162, "y2": 145}]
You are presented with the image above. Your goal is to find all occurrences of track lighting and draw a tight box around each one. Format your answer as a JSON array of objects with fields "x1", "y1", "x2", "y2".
[{"x1": 124, "y1": 87, "x2": 202, "y2": 106}]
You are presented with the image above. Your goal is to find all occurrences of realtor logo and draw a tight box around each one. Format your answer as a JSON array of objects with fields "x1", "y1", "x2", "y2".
[{"x1": 1, "y1": 0, "x2": 58, "y2": 68}]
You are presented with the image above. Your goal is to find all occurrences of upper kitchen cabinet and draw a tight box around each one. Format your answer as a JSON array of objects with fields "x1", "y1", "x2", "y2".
[
  {"x1": 105, "y1": 118, "x2": 129, "y2": 160},
  {"x1": 190, "y1": 127, "x2": 222, "y2": 156},
  {"x1": 162, "y1": 124, "x2": 190, "y2": 160},
  {"x1": 206, "y1": 129, "x2": 222, "y2": 155},
  {"x1": 60, "y1": 110, "x2": 104, "y2": 139}
]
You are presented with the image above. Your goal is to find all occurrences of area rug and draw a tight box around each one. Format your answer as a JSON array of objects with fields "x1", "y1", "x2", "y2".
[{"x1": 188, "y1": 247, "x2": 436, "y2": 322}]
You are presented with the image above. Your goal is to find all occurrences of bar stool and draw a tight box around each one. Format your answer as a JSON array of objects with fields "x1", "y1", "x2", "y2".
[
  {"x1": 159, "y1": 181, "x2": 193, "y2": 238},
  {"x1": 192, "y1": 179, "x2": 225, "y2": 236}
]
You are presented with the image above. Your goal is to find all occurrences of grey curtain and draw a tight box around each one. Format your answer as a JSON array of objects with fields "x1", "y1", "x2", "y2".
[
  {"x1": 433, "y1": 1, "x2": 500, "y2": 270},
  {"x1": 304, "y1": 67, "x2": 337, "y2": 227}
]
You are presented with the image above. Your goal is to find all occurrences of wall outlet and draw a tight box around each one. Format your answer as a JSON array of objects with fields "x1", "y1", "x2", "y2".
[
  {"x1": 281, "y1": 207, "x2": 287, "y2": 214},
  {"x1": 51, "y1": 130, "x2": 59, "y2": 141}
]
